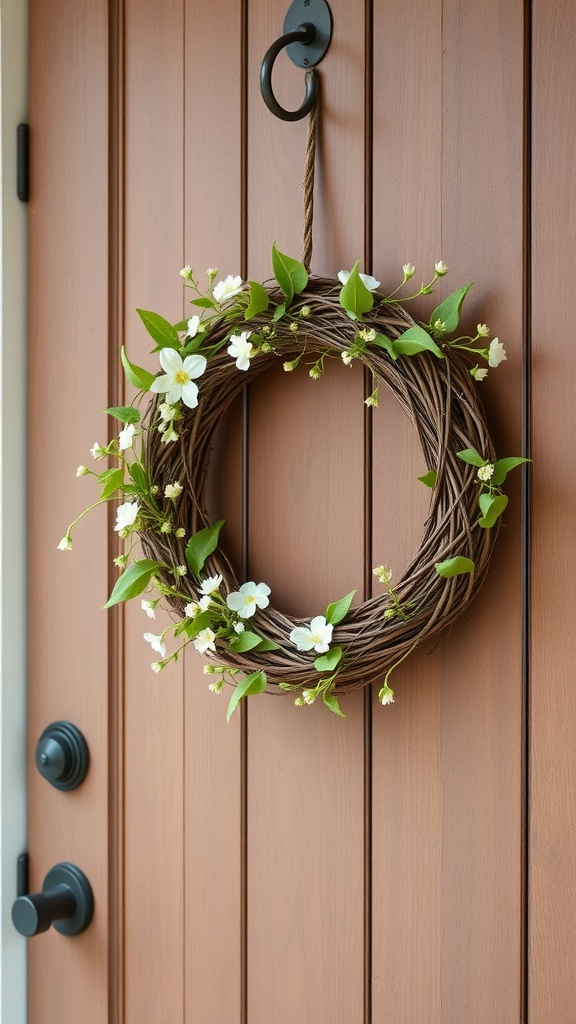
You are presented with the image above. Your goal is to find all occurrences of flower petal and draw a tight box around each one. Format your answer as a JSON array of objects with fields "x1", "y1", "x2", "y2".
[
  {"x1": 159, "y1": 348, "x2": 183, "y2": 374},
  {"x1": 150, "y1": 374, "x2": 172, "y2": 394},
  {"x1": 180, "y1": 381, "x2": 199, "y2": 408},
  {"x1": 183, "y1": 354, "x2": 207, "y2": 379}
]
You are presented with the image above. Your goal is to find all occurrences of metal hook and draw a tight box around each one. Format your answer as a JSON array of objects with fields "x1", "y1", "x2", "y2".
[{"x1": 260, "y1": 0, "x2": 332, "y2": 122}]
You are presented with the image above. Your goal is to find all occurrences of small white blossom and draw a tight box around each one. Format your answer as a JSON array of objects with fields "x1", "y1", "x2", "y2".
[
  {"x1": 433, "y1": 319, "x2": 446, "y2": 333},
  {"x1": 477, "y1": 463, "x2": 495, "y2": 483},
  {"x1": 57, "y1": 534, "x2": 72, "y2": 551},
  {"x1": 358, "y1": 327, "x2": 377, "y2": 342},
  {"x1": 233, "y1": 621, "x2": 245, "y2": 634},
  {"x1": 114, "y1": 554, "x2": 127, "y2": 568},
  {"x1": 200, "y1": 574, "x2": 223, "y2": 595},
  {"x1": 193, "y1": 628, "x2": 216, "y2": 654},
  {"x1": 160, "y1": 521, "x2": 172, "y2": 534},
  {"x1": 283, "y1": 359, "x2": 298, "y2": 372},
  {"x1": 114, "y1": 501, "x2": 139, "y2": 532},
  {"x1": 477, "y1": 323, "x2": 490, "y2": 337},
  {"x1": 186, "y1": 315, "x2": 202, "y2": 338},
  {"x1": 227, "y1": 331, "x2": 253, "y2": 371},
  {"x1": 302, "y1": 689, "x2": 316, "y2": 705},
  {"x1": 90, "y1": 441, "x2": 106, "y2": 460},
  {"x1": 470, "y1": 366, "x2": 489, "y2": 381},
  {"x1": 488, "y1": 337, "x2": 507, "y2": 367},
  {"x1": 206, "y1": 267, "x2": 218, "y2": 278},
  {"x1": 118, "y1": 422, "x2": 137, "y2": 450},
  {"x1": 208, "y1": 680, "x2": 224, "y2": 693},
  {"x1": 403, "y1": 263, "x2": 416, "y2": 278},
  {"x1": 337, "y1": 269, "x2": 380, "y2": 291},
  {"x1": 379, "y1": 684, "x2": 395, "y2": 705},
  {"x1": 309, "y1": 365, "x2": 321, "y2": 380},
  {"x1": 151, "y1": 661, "x2": 163, "y2": 673},
  {"x1": 76, "y1": 465, "x2": 89, "y2": 477},
  {"x1": 290, "y1": 615, "x2": 333, "y2": 654},
  {"x1": 373, "y1": 565, "x2": 392, "y2": 584},
  {"x1": 434, "y1": 260, "x2": 448, "y2": 276},
  {"x1": 341, "y1": 351, "x2": 353, "y2": 365},
  {"x1": 150, "y1": 349, "x2": 207, "y2": 409},
  {"x1": 226, "y1": 581, "x2": 271, "y2": 619},
  {"x1": 164, "y1": 481, "x2": 183, "y2": 500},
  {"x1": 144, "y1": 632, "x2": 166, "y2": 658},
  {"x1": 180, "y1": 266, "x2": 192, "y2": 279},
  {"x1": 213, "y1": 275, "x2": 243, "y2": 304},
  {"x1": 198, "y1": 595, "x2": 212, "y2": 612},
  {"x1": 365, "y1": 391, "x2": 379, "y2": 407},
  {"x1": 141, "y1": 600, "x2": 156, "y2": 619},
  {"x1": 175, "y1": 527, "x2": 186, "y2": 539},
  {"x1": 176, "y1": 565, "x2": 187, "y2": 576},
  {"x1": 158, "y1": 402, "x2": 175, "y2": 422},
  {"x1": 184, "y1": 602, "x2": 199, "y2": 618}
]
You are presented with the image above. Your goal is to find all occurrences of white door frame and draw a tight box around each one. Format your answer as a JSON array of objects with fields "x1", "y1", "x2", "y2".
[{"x1": 0, "y1": 0, "x2": 28, "y2": 1019}]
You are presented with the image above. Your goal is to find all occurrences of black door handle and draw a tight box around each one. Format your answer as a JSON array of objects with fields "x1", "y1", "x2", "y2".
[{"x1": 11, "y1": 862, "x2": 94, "y2": 937}]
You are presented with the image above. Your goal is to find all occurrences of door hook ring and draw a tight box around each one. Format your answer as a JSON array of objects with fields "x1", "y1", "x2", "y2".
[{"x1": 260, "y1": 24, "x2": 318, "y2": 122}]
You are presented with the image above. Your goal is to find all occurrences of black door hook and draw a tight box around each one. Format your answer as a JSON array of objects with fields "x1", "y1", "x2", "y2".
[{"x1": 260, "y1": 0, "x2": 332, "y2": 122}]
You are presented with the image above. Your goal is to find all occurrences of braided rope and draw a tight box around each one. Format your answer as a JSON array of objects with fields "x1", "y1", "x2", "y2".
[{"x1": 301, "y1": 74, "x2": 318, "y2": 272}]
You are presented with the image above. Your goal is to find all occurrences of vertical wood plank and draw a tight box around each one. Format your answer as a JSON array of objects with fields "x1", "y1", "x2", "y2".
[
  {"x1": 530, "y1": 2, "x2": 576, "y2": 1019},
  {"x1": 245, "y1": 1, "x2": 367, "y2": 1021},
  {"x1": 183, "y1": 1, "x2": 244, "y2": 1019},
  {"x1": 372, "y1": 0, "x2": 525, "y2": 1021},
  {"x1": 122, "y1": 1, "x2": 185, "y2": 1019},
  {"x1": 28, "y1": 0, "x2": 110, "y2": 1020}
]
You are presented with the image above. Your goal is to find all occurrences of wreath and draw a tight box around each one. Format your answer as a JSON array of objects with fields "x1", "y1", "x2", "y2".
[{"x1": 60, "y1": 246, "x2": 527, "y2": 718}]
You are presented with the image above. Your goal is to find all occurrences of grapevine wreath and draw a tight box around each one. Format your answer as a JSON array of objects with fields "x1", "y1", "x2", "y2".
[{"x1": 60, "y1": 247, "x2": 527, "y2": 718}]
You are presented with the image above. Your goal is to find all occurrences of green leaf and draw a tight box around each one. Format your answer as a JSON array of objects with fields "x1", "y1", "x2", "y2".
[
  {"x1": 227, "y1": 671, "x2": 267, "y2": 723},
  {"x1": 104, "y1": 559, "x2": 163, "y2": 608},
  {"x1": 128, "y1": 461, "x2": 148, "y2": 491},
  {"x1": 314, "y1": 646, "x2": 343, "y2": 672},
  {"x1": 136, "y1": 308, "x2": 179, "y2": 348},
  {"x1": 435, "y1": 556, "x2": 475, "y2": 578},
  {"x1": 271, "y1": 244, "x2": 308, "y2": 305},
  {"x1": 120, "y1": 346, "x2": 156, "y2": 392},
  {"x1": 418, "y1": 470, "x2": 437, "y2": 488},
  {"x1": 100, "y1": 467, "x2": 124, "y2": 500},
  {"x1": 371, "y1": 332, "x2": 398, "y2": 359},
  {"x1": 491, "y1": 456, "x2": 531, "y2": 487},
  {"x1": 272, "y1": 302, "x2": 286, "y2": 322},
  {"x1": 393, "y1": 325, "x2": 444, "y2": 359},
  {"x1": 253, "y1": 637, "x2": 280, "y2": 652},
  {"x1": 105, "y1": 406, "x2": 141, "y2": 425},
  {"x1": 184, "y1": 519, "x2": 224, "y2": 578},
  {"x1": 229, "y1": 631, "x2": 264, "y2": 653},
  {"x1": 478, "y1": 492, "x2": 508, "y2": 528},
  {"x1": 429, "y1": 283, "x2": 473, "y2": 334},
  {"x1": 184, "y1": 611, "x2": 214, "y2": 638},
  {"x1": 189, "y1": 296, "x2": 217, "y2": 309},
  {"x1": 322, "y1": 691, "x2": 345, "y2": 717},
  {"x1": 457, "y1": 448, "x2": 487, "y2": 468},
  {"x1": 245, "y1": 281, "x2": 270, "y2": 319},
  {"x1": 325, "y1": 589, "x2": 356, "y2": 626},
  {"x1": 338, "y1": 262, "x2": 374, "y2": 320}
]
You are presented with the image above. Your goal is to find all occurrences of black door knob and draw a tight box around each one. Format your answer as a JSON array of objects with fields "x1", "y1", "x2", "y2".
[
  {"x1": 11, "y1": 862, "x2": 94, "y2": 937},
  {"x1": 35, "y1": 721, "x2": 89, "y2": 790}
]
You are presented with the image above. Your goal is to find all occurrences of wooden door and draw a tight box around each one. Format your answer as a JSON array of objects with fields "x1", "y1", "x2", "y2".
[{"x1": 26, "y1": 0, "x2": 576, "y2": 1021}]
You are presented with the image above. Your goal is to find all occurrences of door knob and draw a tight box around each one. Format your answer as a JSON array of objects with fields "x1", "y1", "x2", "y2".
[
  {"x1": 11, "y1": 862, "x2": 94, "y2": 937},
  {"x1": 35, "y1": 721, "x2": 89, "y2": 790}
]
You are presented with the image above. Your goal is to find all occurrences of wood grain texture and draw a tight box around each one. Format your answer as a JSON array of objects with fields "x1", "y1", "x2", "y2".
[
  {"x1": 530, "y1": 2, "x2": 576, "y2": 1019},
  {"x1": 122, "y1": 1, "x2": 186, "y2": 1020},
  {"x1": 28, "y1": 0, "x2": 110, "y2": 1021}
]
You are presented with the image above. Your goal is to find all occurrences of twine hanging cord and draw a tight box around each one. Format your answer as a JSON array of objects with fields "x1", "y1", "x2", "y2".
[{"x1": 301, "y1": 75, "x2": 318, "y2": 273}]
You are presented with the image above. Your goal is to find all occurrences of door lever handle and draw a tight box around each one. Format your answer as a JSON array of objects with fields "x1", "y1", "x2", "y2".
[{"x1": 11, "y1": 862, "x2": 94, "y2": 937}]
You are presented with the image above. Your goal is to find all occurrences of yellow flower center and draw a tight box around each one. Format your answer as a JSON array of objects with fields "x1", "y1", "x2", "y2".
[{"x1": 175, "y1": 369, "x2": 189, "y2": 384}]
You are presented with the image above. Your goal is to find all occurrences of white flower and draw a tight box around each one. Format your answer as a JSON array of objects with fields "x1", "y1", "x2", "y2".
[
  {"x1": 150, "y1": 348, "x2": 207, "y2": 408},
  {"x1": 200, "y1": 574, "x2": 222, "y2": 595},
  {"x1": 341, "y1": 351, "x2": 353, "y2": 365},
  {"x1": 226, "y1": 581, "x2": 271, "y2": 619},
  {"x1": 175, "y1": 527, "x2": 186, "y2": 538},
  {"x1": 488, "y1": 337, "x2": 507, "y2": 367},
  {"x1": 57, "y1": 534, "x2": 72, "y2": 551},
  {"x1": 337, "y1": 269, "x2": 380, "y2": 291},
  {"x1": 164, "y1": 481, "x2": 183, "y2": 500},
  {"x1": 186, "y1": 315, "x2": 202, "y2": 338},
  {"x1": 198, "y1": 595, "x2": 212, "y2": 612},
  {"x1": 208, "y1": 680, "x2": 224, "y2": 693},
  {"x1": 402, "y1": 263, "x2": 416, "y2": 278},
  {"x1": 158, "y1": 402, "x2": 175, "y2": 422},
  {"x1": 477, "y1": 323, "x2": 490, "y2": 337},
  {"x1": 184, "y1": 602, "x2": 199, "y2": 618},
  {"x1": 470, "y1": 366, "x2": 489, "y2": 381},
  {"x1": 477, "y1": 463, "x2": 495, "y2": 483},
  {"x1": 227, "y1": 331, "x2": 253, "y2": 371},
  {"x1": 434, "y1": 260, "x2": 448, "y2": 276},
  {"x1": 233, "y1": 621, "x2": 245, "y2": 634},
  {"x1": 141, "y1": 600, "x2": 156, "y2": 619},
  {"x1": 118, "y1": 422, "x2": 137, "y2": 450},
  {"x1": 180, "y1": 266, "x2": 192, "y2": 279},
  {"x1": 302, "y1": 689, "x2": 316, "y2": 705},
  {"x1": 143, "y1": 632, "x2": 166, "y2": 658},
  {"x1": 114, "y1": 501, "x2": 139, "y2": 532},
  {"x1": 151, "y1": 662, "x2": 163, "y2": 673},
  {"x1": 379, "y1": 684, "x2": 395, "y2": 705},
  {"x1": 193, "y1": 628, "x2": 216, "y2": 654},
  {"x1": 76, "y1": 465, "x2": 89, "y2": 477},
  {"x1": 176, "y1": 565, "x2": 187, "y2": 576},
  {"x1": 289, "y1": 615, "x2": 333, "y2": 654},
  {"x1": 90, "y1": 441, "x2": 106, "y2": 460},
  {"x1": 213, "y1": 275, "x2": 243, "y2": 303}
]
